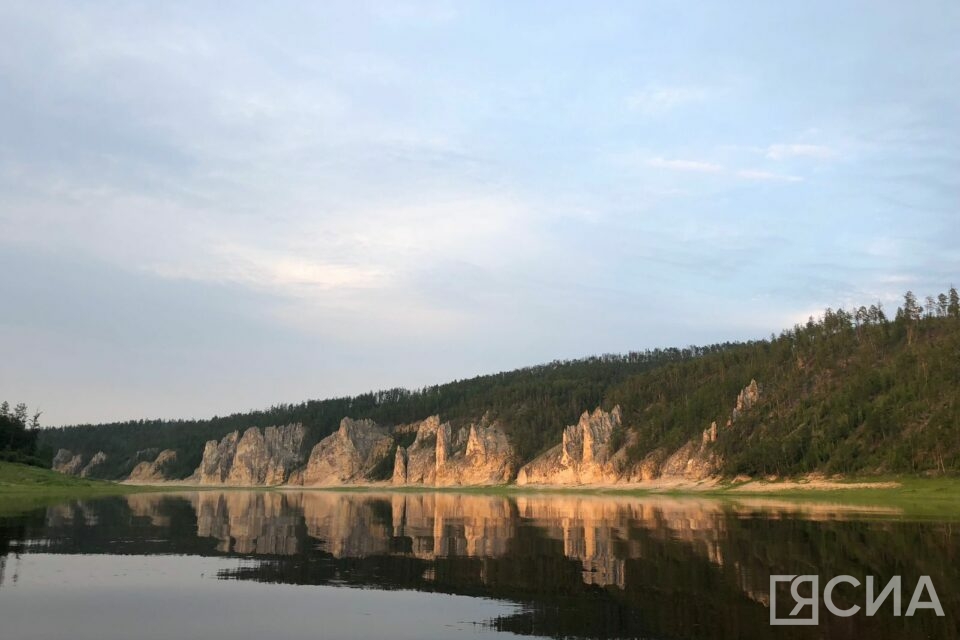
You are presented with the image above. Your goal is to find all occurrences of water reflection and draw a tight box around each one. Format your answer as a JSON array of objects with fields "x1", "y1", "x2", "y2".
[{"x1": 2, "y1": 490, "x2": 959, "y2": 639}]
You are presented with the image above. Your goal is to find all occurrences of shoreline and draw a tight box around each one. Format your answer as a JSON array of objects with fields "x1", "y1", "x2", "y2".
[{"x1": 117, "y1": 474, "x2": 904, "y2": 494}]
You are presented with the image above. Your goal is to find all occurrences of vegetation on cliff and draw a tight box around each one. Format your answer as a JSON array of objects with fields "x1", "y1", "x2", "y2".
[
  {"x1": 608, "y1": 287, "x2": 960, "y2": 476},
  {"x1": 38, "y1": 286, "x2": 960, "y2": 480}
]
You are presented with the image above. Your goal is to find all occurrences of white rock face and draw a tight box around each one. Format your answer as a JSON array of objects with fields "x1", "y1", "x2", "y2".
[
  {"x1": 517, "y1": 407, "x2": 623, "y2": 486},
  {"x1": 193, "y1": 424, "x2": 306, "y2": 486},
  {"x1": 52, "y1": 449, "x2": 84, "y2": 476},
  {"x1": 128, "y1": 449, "x2": 178, "y2": 482},
  {"x1": 388, "y1": 415, "x2": 517, "y2": 487},
  {"x1": 79, "y1": 451, "x2": 108, "y2": 478},
  {"x1": 301, "y1": 418, "x2": 393, "y2": 486},
  {"x1": 435, "y1": 416, "x2": 517, "y2": 486},
  {"x1": 392, "y1": 416, "x2": 441, "y2": 485},
  {"x1": 732, "y1": 379, "x2": 761, "y2": 421}
]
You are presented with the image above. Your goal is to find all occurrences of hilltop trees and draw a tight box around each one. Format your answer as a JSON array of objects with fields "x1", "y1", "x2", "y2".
[{"x1": 0, "y1": 401, "x2": 43, "y2": 465}]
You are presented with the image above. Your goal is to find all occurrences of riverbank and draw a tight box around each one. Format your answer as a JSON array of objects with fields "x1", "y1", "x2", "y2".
[
  {"x1": 0, "y1": 461, "x2": 158, "y2": 510},
  {"x1": 7, "y1": 464, "x2": 960, "y2": 519},
  {"x1": 117, "y1": 472, "x2": 960, "y2": 504}
]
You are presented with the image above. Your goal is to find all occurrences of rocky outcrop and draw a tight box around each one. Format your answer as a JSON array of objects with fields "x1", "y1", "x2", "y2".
[
  {"x1": 192, "y1": 424, "x2": 306, "y2": 486},
  {"x1": 392, "y1": 446, "x2": 407, "y2": 484},
  {"x1": 733, "y1": 379, "x2": 760, "y2": 421},
  {"x1": 79, "y1": 451, "x2": 108, "y2": 478},
  {"x1": 110, "y1": 379, "x2": 763, "y2": 488},
  {"x1": 518, "y1": 380, "x2": 763, "y2": 486},
  {"x1": 228, "y1": 425, "x2": 307, "y2": 485},
  {"x1": 656, "y1": 440, "x2": 721, "y2": 480},
  {"x1": 435, "y1": 416, "x2": 517, "y2": 486},
  {"x1": 300, "y1": 418, "x2": 393, "y2": 486},
  {"x1": 52, "y1": 449, "x2": 84, "y2": 475},
  {"x1": 128, "y1": 449, "x2": 178, "y2": 482},
  {"x1": 390, "y1": 415, "x2": 517, "y2": 486},
  {"x1": 194, "y1": 431, "x2": 240, "y2": 484},
  {"x1": 392, "y1": 416, "x2": 442, "y2": 484},
  {"x1": 632, "y1": 379, "x2": 762, "y2": 482},
  {"x1": 517, "y1": 407, "x2": 623, "y2": 486}
]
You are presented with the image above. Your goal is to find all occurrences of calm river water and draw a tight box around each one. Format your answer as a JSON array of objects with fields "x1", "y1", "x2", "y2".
[{"x1": 0, "y1": 490, "x2": 957, "y2": 639}]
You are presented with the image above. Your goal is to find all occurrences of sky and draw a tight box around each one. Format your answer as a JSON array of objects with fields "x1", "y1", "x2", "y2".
[{"x1": 1, "y1": 1, "x2": 958, "y2": 426}]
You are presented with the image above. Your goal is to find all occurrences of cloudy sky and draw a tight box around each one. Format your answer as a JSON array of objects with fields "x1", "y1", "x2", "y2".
[{"x1": 1, "y1": 1, "x2": 958, "y2": 426}]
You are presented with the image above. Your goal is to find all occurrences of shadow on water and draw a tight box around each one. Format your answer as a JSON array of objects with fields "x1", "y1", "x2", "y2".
[{"x1": 1, "y1": 490, "x2": 958, "y2": 639}]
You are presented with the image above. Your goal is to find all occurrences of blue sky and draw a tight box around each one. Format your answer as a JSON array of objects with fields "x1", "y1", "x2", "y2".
[{"x1": 1, "y1": 1, "x2": 958, "y2": 425}]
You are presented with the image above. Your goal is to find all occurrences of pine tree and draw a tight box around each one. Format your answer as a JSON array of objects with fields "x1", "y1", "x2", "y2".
[
  {"x1": 903, "y1": 291, "x2": 921, "y2": 344},
  {"x1": 949, "y1": 286, "x2": 960, "y2": 318},
  {"x1": 13, "y1": 403, "x2": 28, "y2": 426}
]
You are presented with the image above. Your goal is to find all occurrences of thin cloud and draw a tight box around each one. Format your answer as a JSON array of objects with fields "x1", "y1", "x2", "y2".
[
  {"x1": 736, "y1": 169, "x2": 803, "y2": 182},
  {"x1": 644, "y1": 158, "x2": 801, "y2": 183},
  {"x1": 766, "y1": 144, "x2": 837, "y2": 160},
  {"x1": 645, "y1": 157, "x2": 723, "y2": 173},
  {"x1": 626, "y1": 86, "x2": 709, "y2": 115}
]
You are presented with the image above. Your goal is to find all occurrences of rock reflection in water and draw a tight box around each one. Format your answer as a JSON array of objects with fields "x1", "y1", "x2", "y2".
[
  {"x1": 3, "y1": 490, "x2": 959, "y2": 640},
  {"x1": 184, "y1": 491, "x2": 736, "y2": 590}
]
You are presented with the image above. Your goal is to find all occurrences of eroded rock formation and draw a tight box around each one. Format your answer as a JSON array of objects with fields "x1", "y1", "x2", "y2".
[
  {"x1": 52, "y1": 449, "x2": 84, "y2": 475},
  {"x1": 633, "y1": 379, "x2": 762, "y2": 482},
  {"x1": 392, "y1": 416, "x2": 442, "y2": 484},
  {"x1": 391, "y1": 415, "x2": 517, "y2": 486},
  {"x1": 517, "y1": 407, "x2": 624, "y2": 485},
  {"x1": 436, "y1": 416, "x2": 517, "y2": 486},
  {"x1": 300, "y1": 418, "x2": 393, "y2": 485},
  {"x1": 79, "y1": 451, "x2": 108, "y2": 478},
  {"x1": 192, "y1": 424, "x2": 306, "y2": 486},
  {"x1": 128, "y1": 449, "x2": 178, "y2": 482},
  {"x1": 62, "y1": 379, "x2": 762, "y2": 487}
]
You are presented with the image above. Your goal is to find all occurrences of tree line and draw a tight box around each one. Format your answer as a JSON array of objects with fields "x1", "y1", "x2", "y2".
[{"x1": 0, "y1": 401, "x2": 46, "y2": 466}]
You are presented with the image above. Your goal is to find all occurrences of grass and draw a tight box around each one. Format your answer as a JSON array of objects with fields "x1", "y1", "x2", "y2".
[
  {"x1": 0, "y1": 461, "x2": 168, "y2": 517},
  {"x1": 0, "y1": 461, "x2": 156, "y2": 497}
]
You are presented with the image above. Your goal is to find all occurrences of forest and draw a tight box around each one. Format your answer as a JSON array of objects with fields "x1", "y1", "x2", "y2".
[
  {"x1": 36, "y1": 286, "x2": 960, "y2": 479},
  {"x1": 0, "y1": 401, "x2": 44, "y2": 466}
]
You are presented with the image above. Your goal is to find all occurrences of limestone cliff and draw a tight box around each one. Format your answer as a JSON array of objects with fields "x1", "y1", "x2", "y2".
[
  {"x1": 229, "y1": 425, "x2": 307, "y2": 485},
  {"x1": 517, "y1": 407, "x2": 623, "y2": 485},
  {"x1": 52, "y1": 449, "x2": 109, "y2": 478},
  {"x1": 435, "y1": 415, "x2": 517, "y2": 486},
  {"x1": 128, "y1": 449, "x2": 178, "y2": 482},
  {"x1": 52, "y1": 449, "x2": 84, "y2": 475},
  {"x1": 122, "y1": 379, "x2": 761, "y2": 488},
  {"x1": 300, "y1": 418, "x2": 393, "y2": 485},
  {"x1": 517, "y1": 380, "x2": 762, "y2": 485},
  {"x1": 193, "y1": 431, "x2": 239, "y2": 484},
  {"x1": 79, "y1": 451, "x2": 108, "y2": 478},
  {"x1": 391, "y1": 415, "x2": 517, "y2": 486},
  {"x1": 392, "y1": 416, "x2": 441, "y2": 485},
  {"x1": 192, "y1": 424, "x2": 306, "y2": 486}
]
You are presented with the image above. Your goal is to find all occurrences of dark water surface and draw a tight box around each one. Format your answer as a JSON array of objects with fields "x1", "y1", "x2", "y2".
[{"x1": 0, "y1": 490, "x2": 957, "y2": 639}]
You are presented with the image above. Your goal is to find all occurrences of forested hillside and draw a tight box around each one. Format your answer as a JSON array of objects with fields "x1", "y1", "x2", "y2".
[
  {"x1": 608, "y1": 288, "x2": 960, "y2": 476},
  {"x1": 39, "y1": 287, "x2": 960, "y2": 479}
]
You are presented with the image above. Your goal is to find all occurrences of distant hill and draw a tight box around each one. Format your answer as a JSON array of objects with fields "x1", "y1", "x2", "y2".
[{"x1": 36, "y1": 286, "x2": 960, "y2": 480}]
